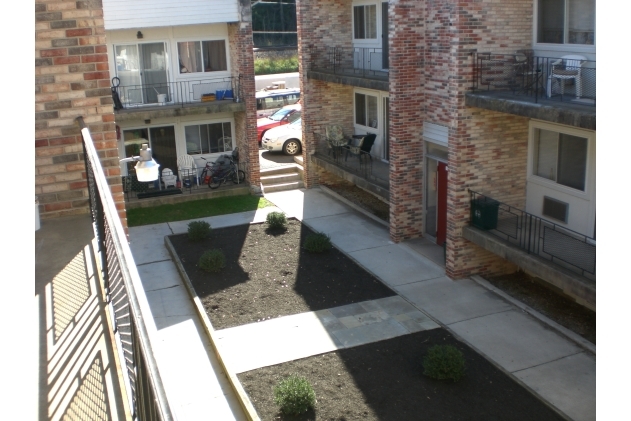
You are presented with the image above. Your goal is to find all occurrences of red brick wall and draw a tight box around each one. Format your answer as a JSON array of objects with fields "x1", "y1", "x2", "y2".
[
  {"x1": 297, "y1": 0, "x2": 354, "y2": 188},
  {"x1": 228, "y1": 21, "x2": 260, "y2": 191},
  {"x1": 388, "y1": 0, "x2": 426, "y2": 242},
  {"x1": 35, "y1": 0, "x2": 125, "y2": 226}
]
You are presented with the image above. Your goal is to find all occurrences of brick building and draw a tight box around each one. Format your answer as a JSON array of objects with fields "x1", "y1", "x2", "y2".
[
  {"x1": 297, "y1": 0, "x2": 596, "y2": 309},
  {"x1": 35, "y1": 0, "x2": 260, "y2": 227}
]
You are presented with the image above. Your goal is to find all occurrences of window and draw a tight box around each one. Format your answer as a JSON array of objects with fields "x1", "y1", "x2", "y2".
[
  {"x1": 533, "y1": 128, "x2": 587, "y2": 191},
  {"x1": 537, "y1": 0, "x2": 595, "y2": 45},
  {"x1": 354, "y1": 5, "x2": 377, "y2": 39},
  {"x1": 178, "y1": 40, "x2": 227, "y2": 74},
  {"x1": 355, "y1": 92, "x2": 378, "y2": 128},
  {"x1": 185, "y1": 122, "x2": 232, "y2": 154}
]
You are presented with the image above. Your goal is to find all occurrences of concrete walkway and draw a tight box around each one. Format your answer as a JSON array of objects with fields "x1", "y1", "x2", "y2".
[{"x1": 128, "y1": 187, "x2": 595, "y2": 421}]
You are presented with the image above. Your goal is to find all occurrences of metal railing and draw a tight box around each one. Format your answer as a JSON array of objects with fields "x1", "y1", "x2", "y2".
[
  {"x1": 308, "y1": 46, "x2": 389, "y2": 80},
  {"x1": 471, "y1": 53, "x2": 596, "y2": 105},
  {"x1": 313, "y1": 132, "x2": 388, "y2": 188},
  {"x1": 469, "y1": 190, "x2": 595, "y2": 278},
  {"x1": 78, "y1": 117, "x2": 174, "y2": 421},
  {"x1": 113, "y1": 76, "x2": 239, "y2": 109}
]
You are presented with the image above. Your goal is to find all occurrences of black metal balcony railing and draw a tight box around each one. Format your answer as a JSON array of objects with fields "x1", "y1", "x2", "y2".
[
  {"x1": 78, "y1": 117, "x2": 174, "y2": 420},
  {"x1": 471, "y1": 53, "x2": 596, "y2": 105},
  {"x1": 308, "y1": 46, "x2": 389, "y2": 80},
  {"x1": 469, "y1": 190, "x2": 595, "y2": 278},
  {"x1": 112, "y1": 76, "x2": 239, "y2": 109}
]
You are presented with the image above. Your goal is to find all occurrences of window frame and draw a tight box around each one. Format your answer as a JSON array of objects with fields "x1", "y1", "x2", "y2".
[
  {"x1": 527, "y1": 120, "x2": 595, "y2": 199},
  {"x1": 533, "y1": 0, "x2": 596, "y2": 53},
  {"x1": 175, "y1": 38, "x2": 229, "y2": 76},
  {"x1": 354, "y1": 90, "x2": 379, "y2": 130},
  {"x1": 183, "y1": 119, "x2": 234, "y2": 156},
  {"x1": 352, "y1": 1, "x2": 379, "y2": 43}
]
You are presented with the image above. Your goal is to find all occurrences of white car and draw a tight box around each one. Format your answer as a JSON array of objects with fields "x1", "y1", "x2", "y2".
[{"x1": 261, "y1": 117, "x2": 302, "y2": 155}]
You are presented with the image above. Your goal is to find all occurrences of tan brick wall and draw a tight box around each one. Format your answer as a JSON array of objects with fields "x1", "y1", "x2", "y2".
[
  {"x1": 228, "y1": 20, "x2": 260, "y2": 192},
  {"x1": 35, "y1": 0, "x2": 126, "y2": 226}
]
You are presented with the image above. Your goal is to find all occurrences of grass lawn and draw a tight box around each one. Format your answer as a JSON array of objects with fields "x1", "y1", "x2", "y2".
[{"x1": 126, "y1": 195, "x2": 274, "y2": 227}]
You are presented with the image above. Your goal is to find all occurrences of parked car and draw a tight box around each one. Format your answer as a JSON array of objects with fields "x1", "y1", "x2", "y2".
[
  {"x1": 256, "y1": 88, "x2": 300, "y2": 118},
  {"x1": 256, "y1": 103, "x2": 301, "y2": 143},
  {"x1": 262, "y1": 117, "x2": 302, "y2": 155}
]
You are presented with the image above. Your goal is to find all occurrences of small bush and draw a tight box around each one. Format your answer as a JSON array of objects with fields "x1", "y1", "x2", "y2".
[
  {"x1": 273, "y1": 374, "x2": 316, "y2": 415},
  {"x1": 188, "y1": 220, "x2": 211, "y2": 241},
  {"x1": 254, "y1": 57, "x2": 299, "y2": 75},
  {"x1": 304, "y1": 232, "x2": 332, "y2": 253},
  {"x1": 423, "y1": 345, "x2": 466, "y2": 382},
  {"x1": 266, "y1": 211, "x2": 287, "y2": 230},
  {"x1": 198, "y1": 249, "x2": 225, "y2": 273}
]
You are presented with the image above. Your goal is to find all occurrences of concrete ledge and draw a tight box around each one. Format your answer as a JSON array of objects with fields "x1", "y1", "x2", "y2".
[
  {"x1": 319, "y1": 185, "x2": 389, "y2": 228},
  {"x1": 114, "y1": 101, "x2": 246, "y2": 122},
  {"x1": 164, "y1": 236, "x2": 261, "y2": 421},
  {"x1": 311, "y1": 154, "x2": 389, "y2": 202},
  {"x1": 462, "y1": 226, "x2": 595, "y2": 311},
  {"x1": 126, "y1": 186, "x2": 250, "y2": 209}
]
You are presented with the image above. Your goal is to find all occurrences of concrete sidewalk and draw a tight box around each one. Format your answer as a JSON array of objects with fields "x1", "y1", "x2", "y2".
[{"x1": 129, "y1": 187, "x2": 595, "y2": 421}]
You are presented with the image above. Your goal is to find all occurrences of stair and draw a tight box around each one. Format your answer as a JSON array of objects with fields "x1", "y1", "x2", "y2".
[{"x1": 260, "y1": 163, "x2": 304, "y2": 194}]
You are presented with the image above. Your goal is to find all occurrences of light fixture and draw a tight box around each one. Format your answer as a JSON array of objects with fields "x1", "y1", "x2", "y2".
[
  {"x1": 137, "y1": 31, "x2": 143, "y2": 39},
  {"x1": 120, "y1": 143, "x2": 160, "y2": 182}
]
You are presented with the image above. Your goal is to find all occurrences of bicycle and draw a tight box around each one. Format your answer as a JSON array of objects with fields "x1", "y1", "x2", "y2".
[{"x1": 199, "y1": 148, "x2": 246, "y2": 189}]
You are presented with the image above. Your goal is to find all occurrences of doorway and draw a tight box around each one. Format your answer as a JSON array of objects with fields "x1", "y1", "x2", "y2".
[
  {"x1": 121, "y1": 126, "x2": 177, "y2": 178},
  {"x1": 381, "y1": 2, "x2": 389, "y2": 69},
  {"x1": 382, "y1": 96, "x2": 390, "y2": 161},
  {"x1": 115, "y1": 42, "x2": 169, "y2": 105},
  {"x1": 424, "y1": 143, "x2": 449, "y2": 246}
]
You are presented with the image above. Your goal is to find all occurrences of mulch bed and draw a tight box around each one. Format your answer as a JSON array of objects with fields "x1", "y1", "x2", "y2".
[
  {"x1": 238, "y1": 328, "x2": 565, "y2": 421},
  {"x1": 168, "y1": 219, "x2": 396, "y2": 330}
]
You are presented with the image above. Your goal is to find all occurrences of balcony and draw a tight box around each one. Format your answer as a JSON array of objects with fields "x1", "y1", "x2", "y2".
[
  {"x1": 311, "y1": 132, "x2": 389, "y2": 202},
  {"x1": 463, "y1": 190, "x2": 595, "y2": 310},
  {"x1": 112, "y1": 76, "x2": 246, "y2": 122},
  {"x1": 307, "y1": 46, "x2": 389, "y2": 91},
  {"x1": 466, "y1": 53, "x2": 596, "y2": 130}
]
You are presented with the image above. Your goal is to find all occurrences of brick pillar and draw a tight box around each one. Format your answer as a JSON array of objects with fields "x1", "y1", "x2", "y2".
[
  {"x1": 388, "y1": 0, "x2": 425, "y2": 242},
  {"x1": 35, "y1": 0, "x2": 126, "y2": 229},
  {"x1": 229, "y1": 2, "x2": 260, "y2": 194}
]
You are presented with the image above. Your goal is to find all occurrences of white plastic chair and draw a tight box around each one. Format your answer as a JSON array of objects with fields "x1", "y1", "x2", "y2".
[
  {"x1": 548, "y1": 55, "x2": 586, "y2": 99},
  {"x1": 177, "y1": 154, "x2": 199, "y2": 186},
  {"x1": 161, "y1": 168, "x2": 177, "y2": 189}
]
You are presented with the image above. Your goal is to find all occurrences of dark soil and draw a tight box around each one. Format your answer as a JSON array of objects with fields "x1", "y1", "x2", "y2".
[
  {"x1": 169, "y1": 219, "x2": 396, "y2": 330},
  {"x1": 322, "y1": 182, "x2": 596, "y2": 345},
  {"x1": 486, "y1": 271, "x2": 596, "y2": 344},
  {"x1": 238, "y1": 329, "x2": 565, "y2": 421}
]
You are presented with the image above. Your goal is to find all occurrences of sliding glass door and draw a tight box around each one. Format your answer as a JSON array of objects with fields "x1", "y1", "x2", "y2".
[{"x1": 115, "y1": 42, "x2": 169, "y2": 105}]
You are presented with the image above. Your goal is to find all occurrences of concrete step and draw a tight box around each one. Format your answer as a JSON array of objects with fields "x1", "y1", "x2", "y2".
[
  {"x1": 262, "y1": 181, "x2": 304, "y2": 193},
  {"x1": 261, "y1": 172, "x2": 301, "y2": 186},
  {"x1": 260, "y1": 163, "x2": 302, "y2": 176}
]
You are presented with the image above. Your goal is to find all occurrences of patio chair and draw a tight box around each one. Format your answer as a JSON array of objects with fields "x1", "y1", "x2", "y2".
[
  {"x1": 326, "y1": 125, "x2": 347, "y2": 147},
  {"x1": 344, "y1": 133, "x2": 377, "y2": 163},
  {"x1": 177, "y1": 154, "x2": 199, "y2": 187},
  {"x1": 161, "y1": 168, "x2": 177, "y2": 189},
  {"x1": 547, "y1": 55, "x2": 586, "y2": 99}
]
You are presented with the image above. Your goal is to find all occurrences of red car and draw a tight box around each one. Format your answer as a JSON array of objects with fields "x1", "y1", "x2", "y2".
[{"x1": 256, "y1": 103, "x2": 301, "y2": 143}]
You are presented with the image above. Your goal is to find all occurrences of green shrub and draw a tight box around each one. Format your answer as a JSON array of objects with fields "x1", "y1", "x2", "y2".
[
  {"x1": 304, "y1": 232, "x2": 332, "y2": 253},
  {"x1": 254, "y1": 57, "x2": 299, "y2": 75},
  {"x1": 423, "y1": 345, "x2": 466, "y2": 382},
  {"x1": 273, "y1": 374, "x2": 316, "y2": 415},
  {"x1": 198, "y1": 249, "x2": 225, "y2": 273},
  {"x1": 188, "y1": 220, "x2": 211, "y2": 241},
  {"x1": 266, "y1": 211, "x2": 287, "y2": 230}
]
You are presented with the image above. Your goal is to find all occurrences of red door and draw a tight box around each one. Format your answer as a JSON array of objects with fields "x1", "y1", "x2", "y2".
[{"x1": 436, "y1": 162, "x2": 448, "y2": 246}]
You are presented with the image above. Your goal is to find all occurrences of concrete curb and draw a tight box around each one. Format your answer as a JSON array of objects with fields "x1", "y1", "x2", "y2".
[
  {"x1": 318, "y1": 185, "x2": 389, "y2": 228},
  {"x1": 164, "y1": 235, "x2": 261, "y2": 421},
  {"x1": 471, "y1": 275, "x2": 596, "y2": 355}
]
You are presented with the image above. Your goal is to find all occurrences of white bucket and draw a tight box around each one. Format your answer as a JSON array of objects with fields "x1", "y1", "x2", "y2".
[
  {"x1": 35, "y1": 196, "x2": 41, "y2": 231},
  {"x1": 157, "y1": 94, "x2": 167, "y2": 105}
]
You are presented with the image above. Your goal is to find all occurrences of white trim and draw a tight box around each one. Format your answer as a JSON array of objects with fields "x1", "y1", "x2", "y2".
[
  {"x1": 173, "y1": 38, "x2": 231, "y2": 78},
  {"x1": 532, "y1": 0, "x2": 596, "y2": 52},
  {"x1": 423, "y1": 122, "x2": 449, "y2": 147},
  {"x1": 352, "y1": 1, "x2": 381, "y2": 47}
]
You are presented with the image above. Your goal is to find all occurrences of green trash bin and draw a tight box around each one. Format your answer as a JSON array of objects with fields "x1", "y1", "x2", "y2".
[{"x1": 471, "y1": 197, "x2": 500, "y2": 230}]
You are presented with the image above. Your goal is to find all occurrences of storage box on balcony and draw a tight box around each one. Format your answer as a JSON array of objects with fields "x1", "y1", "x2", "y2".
[{"x1": 471, "y1": 197, "x2": 500, "y2": 230}]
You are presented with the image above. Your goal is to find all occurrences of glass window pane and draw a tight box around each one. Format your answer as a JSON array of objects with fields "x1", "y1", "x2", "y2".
[
  {"x1": 202, "y1": 41, "x2": 227, "y2": 72},
  {"x1": 178, "y1": 42, "x2": 202, "y2": 73},
  {"x1": 534, "y1": 129, "x2": 558, "y2": 181},
  {"x1": 557, "y1": 134, "x2": 587, "y2": 190},
  {"x1": 538, "y1": 0, "x2": 565, "y2": 44},
  {"x1": 207, "y1": 123, "x2": 224, "y2": 153},
  {"x1": 355, "y1": 93, "x2": 366, "y2": 126},
  {"x1": 366, "y1": 5, "x2": 377, "y2": 38},
  {"x1": 367, "y1": 95, "x2": 378, "y2": 128},
  {"x1": 568, "y1": 0, "x2": 595, "y2": 45},
  {"x1": 185, "y1": 125, "x2": 201, "y2": 154},
  {"x1": 200, "y1": 125, "x2": 210, "y2": 154},
  {"x1": 354, "y1": 6, "x2": 365, "y2": 39}
]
